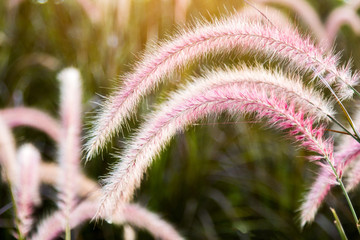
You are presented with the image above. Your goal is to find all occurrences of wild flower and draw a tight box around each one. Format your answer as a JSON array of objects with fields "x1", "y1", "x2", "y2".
[{"x1": 15, "y1": 144, "x2": 41, "y2": 237}]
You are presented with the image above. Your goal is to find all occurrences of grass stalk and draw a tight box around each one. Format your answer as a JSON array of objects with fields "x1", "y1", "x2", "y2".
[
  {"x1": 65, "y1": 223, "x2": 71, "y2": 240},
  {"x1": 328, "y1": 115, "x2": 360, "y2": 142},
  {"x1": 330, "y1": 207, "x2": 348, "y2": 240},
  {"x1": 324, "y1": 155, "x2": 360, "y2": 234}
]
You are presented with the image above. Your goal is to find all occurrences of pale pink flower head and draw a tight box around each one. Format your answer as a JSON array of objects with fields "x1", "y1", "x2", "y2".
[
  {"x1": 57, "y1": 67, "x2": 83, "y2": 228},
  {"x1": 15, "y1": 144, "x2": 41, "y2": 237}
]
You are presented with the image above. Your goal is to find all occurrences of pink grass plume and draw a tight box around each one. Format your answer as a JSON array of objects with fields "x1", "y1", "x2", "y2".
[
  {"x1": 331, "y1": 110, "x2": 360, "y2": 192},
  {"x1": 345, "y1": 159, "x2": 360, "y2": 191},
  {"x1": 299, "y1": 166, "x2": 338, "y2": 227},
  {"x1": 86, "y1": 14, "x2": 354, "y2": 160},
  {"x1": 0, "y1": 116, "x2": 17, "y2": 185},
  {"x1": 299, "y1": 109, "x2": 360, "y2": 226},
  {"x1": 15, "y1": 144, "x2": 41, "y2": 237},
  {"x1": 56, "y1": 67, "x2": 83, "y2": 230},
  {"x1": 97, "y1": 71, "x2": 334, "y2": 217},
  {"x1": 0, "y1": 107, "x2": 61, "y2": 142},
  {"x1": 326, "y1": 3, "x2": 360, "y2": 47}
]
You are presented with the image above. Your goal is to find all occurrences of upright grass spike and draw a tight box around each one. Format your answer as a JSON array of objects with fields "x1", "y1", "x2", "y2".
[
  {"x1": 15, "y1": 144, "x2": 41, "y2": 238},
  {"x1": 86, "y1": 14, "x2": 357, "y2": 160},
  {"x1": 96, "y1": 71, "x2": 334, "y2": 217},
  {"x1": 57, "y1": 67, "x2": 83, "y2": 240},
  {"x1": 123, "y1": 225, "x2": 136, "y2": 240}
]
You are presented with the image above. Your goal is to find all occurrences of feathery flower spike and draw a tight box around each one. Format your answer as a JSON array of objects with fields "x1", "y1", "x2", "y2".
[
  {"x1": 15, "y1": 144, "x2": 41, "y2": 237},
  {"x1": 57, "y1": 67, "x2": 83, "y2": 233},
  {"x1": 300, "y1": 107, "x2": 360, "y2": 226},
  {"x1": 0, "y1": 107, "x2": 61, "y2": 142},
  {"x1": 86, "y1": 15, "x2": 354, "y2": 159},
  {"x1": 299, "y1": 166, "x2": 338, "y2": 226},
  {"x1": 98, "y1": 75, "x2": 334, "y2": 216}
]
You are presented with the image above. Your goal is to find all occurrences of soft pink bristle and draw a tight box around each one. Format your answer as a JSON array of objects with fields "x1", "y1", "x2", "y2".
[
  {"x1": 97, "y1": 74, "x2": 334, "y2": 217},
  {"x1": 57, "y1": 67, "x2": 83, "y2": 229},
  {"x1": 0, "y1": 107, "x2": 61, "y2": 142},
  {"x1": 15, "y1": 144, "x2": 41, "y2": 237},
  {"x1": 86, "y1": 15, "x2": 351, "y2": 160}
]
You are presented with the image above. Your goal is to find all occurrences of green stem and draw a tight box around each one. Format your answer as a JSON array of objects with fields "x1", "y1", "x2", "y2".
[
  {"x1": 325, "y1": 81, "x2": 360, "y2": 140},
  {"x1": 328, "y1": 115, "x2": 360, "y2": 143},
  {"x1": 324, "y1": 156, "x2": 360, "y2": 234},
  {"x1": 338, "y1": 178, "x2": 360, "y2": 234},
  {"x1": 65, "y1": 223, "x2": 71, "y2": 240},
  {"x1": 331, "y1": 207, "x2": 348, "y2": 240},
  {"x1": 348, "y1": 85, "x2": 360, "y2": 99}
]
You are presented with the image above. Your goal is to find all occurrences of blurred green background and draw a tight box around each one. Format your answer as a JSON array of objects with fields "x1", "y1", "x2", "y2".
[{"x1": 1, "y1": 0, "x2": 360, "y2": 239}]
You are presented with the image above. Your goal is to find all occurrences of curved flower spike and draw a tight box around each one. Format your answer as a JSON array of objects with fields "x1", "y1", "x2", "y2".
[
  {"x1": 86, "y1": 14, "x2": 354, "y2": 160},
  {"x1": 97, "y1": 68, "x2": 334, "y2": 217},
  {"x1": 326, "y1": 3, "x2": 360, "y2": 46},
  {"x1": 57, "y1": 67, "x2": 83, "y2": 232},
  {"x1": 0, "y1": 107, "x2": 61, "y2": 142}
]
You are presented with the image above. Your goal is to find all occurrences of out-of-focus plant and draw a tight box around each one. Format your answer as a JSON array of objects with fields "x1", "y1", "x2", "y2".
[{"x1": 0, "y1": 67, "x2": 183, "y2": 240}]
